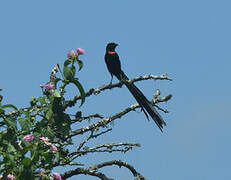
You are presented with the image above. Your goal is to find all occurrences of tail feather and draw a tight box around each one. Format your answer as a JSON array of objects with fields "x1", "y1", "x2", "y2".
[{"x1": 117, "y1": 71, "x2": 166, "y2": 132}]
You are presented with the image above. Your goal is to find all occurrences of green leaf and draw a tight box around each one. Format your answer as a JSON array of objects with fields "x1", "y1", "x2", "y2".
[
  {"x1": 71, "y1": 78, "x2": 85, "y2": 106},
  {"x1": 63, "y1": 65, "x2": 76, "y2": 81},
  {"x1": 7, "y1": 143, "x2": 16, "y2": 153},
  {"x1": 52, "y1": 97, "x2": 63, "y2": 114},
  {"x1": 5, "y1": 117, "x2": 17, "y2": 130},
  {"x1": 38, "y1": 96, "x2": 48, "y2": 105},
  {"x1": 20, "y1": 167, "x2": 34, "y2": 180},
  {"x1": 42, "y1": 151, "x2": 53, "y2": 168},
  {"x1": 41, "y1": 126, "x2": 55, "y2": 138},
  {"x1": 18, "y1": 118, "x2": 32, "y2": 132},
  {"x1": 22, "y1": 157, "x2": 32, "y2": 167},
  {"x1": 30, "y1": 97, "x2": 37, "y2": 107},
  {"x1": 46, "y1": 126, "x2": 55, "y2": 137},
  {"x1": 0, "y1": 95, "x2": 2, "y2": 103},
  {"x1": 53, "y1": 89, "x2": 61, "y2": 98},
  {"x1": 0, "y1": 108, "x2": 5, "y2": 114},
  {"x1": 6, "y1": 153, "x2": 15, "y2": 163},
  {"x1": 75, "y1": 59, "x2": 83, "y2": 71},
  {"x1": 2, "y1": 104, "x2": 17, "y2": 111},
  {"x1": 64, "y1": 59, "x2": 72, "y2": 66},
  {"x1": 52, "y1": 112, "x2": 71, "y2": 139},
  {"x1": 54, "y1": 77, "x2": 61, "y2": 88},
  {"x1": 55, "y1": 152, "x2": 60, "y2": 161}
]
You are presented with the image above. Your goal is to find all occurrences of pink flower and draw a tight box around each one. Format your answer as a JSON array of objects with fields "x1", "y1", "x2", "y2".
[
  {"x1": 67, "y1": 50, "x2": 76, "y2": 59},
  {"x1": 45, "y1": 84, "x2": 54, "y2": 90},
  {"x1": 40, "y1": 137, "x2": 51, "y2": 146},
  {"x1": 76, "y1": 48, "x2": 85, "y2": 55},
  {"x1": 40, "y1": 137, "x2": 49, "y2": 142},
  {"x1": 7, "y1": 174, "x2": 15, "y2": 179},
  {"x1": 51, "y1": 144, "x2": 58, "y2": 152},
  {"x1": 40, "y1": 83, "x2": 54, "y2": 90},
  {"x1": 23, "y1": 134, "x2": 34, "y2": 142},
  {"x1": 53, "y1": 172, "x2": 62, "y2": 180}
]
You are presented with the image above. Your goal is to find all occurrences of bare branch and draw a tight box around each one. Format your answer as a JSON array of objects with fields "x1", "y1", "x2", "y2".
[
  {"x1": 77, "y1": 128, "x2": 112, "y2": 151},
  {"x1": 55, "y1": 142, "x2": 140, "y2": 168},
  {"x1": 61, "y1": 160, "x2": 147, "y2": 180},
  {"x1": 128, "y1": 74, "x2": 172, "y2": 83},
  {"x1": 70, "y1": 142, "x2": 140, "y2": 159},
  {"x1": 91, "y1": 160, "x2": 147, "y2": 180},
  {"x1": 62, "y1": 168, "x2": 113, "y2": 180},
  {"x1": 154, "y1": 94, "x2": 172, "y2": 103},
  {"x1": 72, "y1": 113, "x2": 104, "y2": 123},
  {"x1": 64, "y1": 74, "x2": 172, "y2": 108},
  {"x1": 154, "y1": 105, "x2": 169, "y2": 113},
  {"x1": 68, "y1": 94, "x2": 172, "y2": 138},
  {"x1": 77, "y1": 130, "x2": 94, "y2": 151}
]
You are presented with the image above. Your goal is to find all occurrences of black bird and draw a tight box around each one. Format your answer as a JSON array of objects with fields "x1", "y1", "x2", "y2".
[{"x1": 104, "y1": 42, "x2": 166, "y2": 132}]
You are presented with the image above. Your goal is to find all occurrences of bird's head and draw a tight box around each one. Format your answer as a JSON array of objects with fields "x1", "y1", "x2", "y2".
[{"x1": 106, "y1": 42, "x2": 118, "y2": 51}]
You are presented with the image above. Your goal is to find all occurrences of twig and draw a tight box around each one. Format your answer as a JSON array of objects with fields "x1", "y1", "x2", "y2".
[
  {"x1": 70, "y1": 142, "x2": 140, "y2": 158},
  {"x1": 77, "y1": 131, "x2": 94, "y2": 151},
  {"x1": 154, "y1": 105, "x2": 169, "y2": 113},
  {"x1": 76, "y1": 129, "x2": 113, "y2": 151},
  {"x1": 72, "y1": 113, "x2": 104, "y2": 123}
]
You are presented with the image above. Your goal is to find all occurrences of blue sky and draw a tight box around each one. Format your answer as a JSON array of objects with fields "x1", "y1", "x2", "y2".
[{"x1": 1, "y1": 0, "x2": 231, "y2": 179}]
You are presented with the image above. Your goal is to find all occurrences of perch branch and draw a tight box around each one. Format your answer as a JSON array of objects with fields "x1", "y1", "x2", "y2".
[{"x1": 64, "y1": 74, "x2": 172, "y2": 108}]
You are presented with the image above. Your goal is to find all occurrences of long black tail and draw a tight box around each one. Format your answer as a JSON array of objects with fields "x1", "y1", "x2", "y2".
[{"x1": 116, "y1": 71, "x2": 166, "y2": 132}]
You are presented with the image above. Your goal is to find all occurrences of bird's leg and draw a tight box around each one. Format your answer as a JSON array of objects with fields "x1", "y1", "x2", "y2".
[
  {"x1": 119, "y1": 74, "x2": 125, "y2": 84},
  {"x1": 109, "y1": 75, "x2": 113, "y2": 86},
  {"x1": 120, "y1": 78, "x2": 126, "y2": 87},
  {"x1": 120, "y1": 77, "x2": 130, "y2": 87}
]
